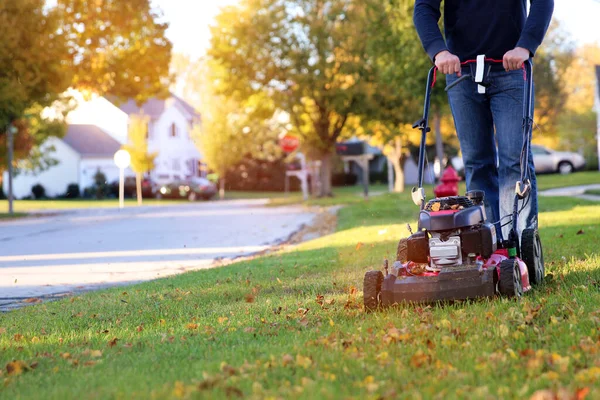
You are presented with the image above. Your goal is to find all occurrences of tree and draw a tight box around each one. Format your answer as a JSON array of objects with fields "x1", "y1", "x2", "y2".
[
  {"x1": 1, "y1": 0, "x2": 173, "y2": 209},
  {"x1": 54, "y1": 0, "x2": 173, "y2": 104},
  {"x1": 209, "y1": 0, "x2": 376, "y2": 197},
  {"x1": 0, "y1": 0, "x2": 72, "y2": 175},
  {"x1": 121, "y1": 114, "x2": 157, "y2": 205}
]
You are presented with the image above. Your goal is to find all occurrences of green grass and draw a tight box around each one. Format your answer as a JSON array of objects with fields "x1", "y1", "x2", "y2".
[
  {"x1": 0, "y1": 212, "x2": 27, "y2": 220},
  {"x1": 2, "y1": 181, "x2": 600, "y2": 399},
  {"x1": 536, "y1": 171, "x2": 599, "y2": 191},
  {"x1": 584, "y1": 189, "x2": 600, "y2": 196}
]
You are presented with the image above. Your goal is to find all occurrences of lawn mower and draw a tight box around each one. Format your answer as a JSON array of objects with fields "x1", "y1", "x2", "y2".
[{"x1": 364, "y1": 58, "x2": 544, "y2": 309}]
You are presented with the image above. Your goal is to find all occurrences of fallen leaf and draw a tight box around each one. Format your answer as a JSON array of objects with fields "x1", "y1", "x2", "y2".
[
  {"x1": 245, "y1": 293, "x2": 255, "y2": 303},
  {"x1": 61, "y1": 352, "x2": 71, "y2": 359},
  {"x1": 83, "y1": 361, "x2": 96, "y2": 367},
  {"x1": 0, "y1": 328, "x2": 6, "y2": 335},
  {"x1": 217, "y1": 317, "x2": 228, "y2": 324},
  {"x1": 282, "y1": 354, "x2": 294, "y2": 366},
  {"x1": 576, "y1": 387, "x2": 590, "y2": 400},
  {"x1": 136, "y1": 325, "x2": 144, "y2": 332},
  {"x1": 90, "y1": 350, "x2": 102, "y2": 358},
  {"x1": 431, "y1": 202, "x2": 441, "y2": 212},
  {"x1": 159, "y1": 319, "x2": 166, "y2": 326},
  {"x1": 577, "y1": 229, "x2": 585, "y2": 235},
  {"x1": 296, "y1": 354, "x2": 312, "y2": 369},
  {"x1": 186, "y1": 323, "x2": 198, "y2": 330},
  {"x1": 6, "y1": 360, "x2": 29, "y2": 376},
  {"x1": 243, "y1": 327, "x2": 255, "y2": 333},
  {"x1": 13, "y1": 334, "x2": 23, "y2": 342},
  {"x1": 30, "y1": 361, "x2": 38, "y2": 369},
  {"x1": 355, "y1": 242, "x2": 363, "y2": 251},
  {"x1": 410, "y1": 350, "x2": 429, "y2": 368},
  {"x1": 108, "y1": 337, "x2": 119, "y2": 347},
  {"x1": 224, "y1": 386, "x2": 243, "y2": 398}
]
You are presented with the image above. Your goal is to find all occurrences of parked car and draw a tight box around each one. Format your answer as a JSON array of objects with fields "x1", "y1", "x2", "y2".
[
  {"x1": 109, "y1": 177, "x2": 156, "y2": 198},
  {"x1": 450, "y1": 145, "x2": 586, "y2": 175},
  {"x1": 530, "y1": 145, "x2": 585, "y2": 174},
  {"x1": 156, "y1": 177, "x2": 217, "y2": 201}
]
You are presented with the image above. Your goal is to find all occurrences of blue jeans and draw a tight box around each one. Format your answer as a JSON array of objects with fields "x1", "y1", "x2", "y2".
[{"x1": 446, "y1": 67, "x2": 538, "y2": 240}]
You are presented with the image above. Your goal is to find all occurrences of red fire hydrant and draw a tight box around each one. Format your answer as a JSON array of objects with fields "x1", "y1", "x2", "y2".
[{"x1": 434, "y1": 166, "x2": 460, "y2": 197}]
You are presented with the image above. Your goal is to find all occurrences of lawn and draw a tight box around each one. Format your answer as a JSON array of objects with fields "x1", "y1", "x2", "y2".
[
  {"x1": 584, "y1": 189, "x2": 600, "y2": 197},
  {"x1": 2, "y1": 173, "x2": 600, "y2": 399}
]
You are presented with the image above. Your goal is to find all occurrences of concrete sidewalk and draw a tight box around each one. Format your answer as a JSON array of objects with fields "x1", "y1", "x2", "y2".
[{"x1": 539, "y1": 184, "x2": 600, "y2": 202}]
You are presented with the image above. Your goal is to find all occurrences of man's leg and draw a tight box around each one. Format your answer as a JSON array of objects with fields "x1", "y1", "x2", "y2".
[
  {"x1": 489, "y1": 70, "x2": 538, "y2": 240},
  {"x1": 446, "y1": 74, "x2": 499, "y2": 227}
]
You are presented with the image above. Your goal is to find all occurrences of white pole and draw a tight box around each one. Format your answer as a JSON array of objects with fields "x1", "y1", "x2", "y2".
[
  {"x1": 119, "y1": 167, "x2": 125, "y2": 209},
  {"x1": 7, "y1": 125, "x2": 15, "y2": 215}
]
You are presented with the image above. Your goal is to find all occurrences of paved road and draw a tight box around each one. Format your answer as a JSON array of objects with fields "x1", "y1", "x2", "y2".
[{"x1": 0, "y1": 200, "x2": 316, "y2": 309}]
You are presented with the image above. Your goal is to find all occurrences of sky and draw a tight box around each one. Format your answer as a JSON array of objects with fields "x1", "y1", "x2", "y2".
[{"x1": 153, "y1": 0, "x2": 600, "y2": 59}]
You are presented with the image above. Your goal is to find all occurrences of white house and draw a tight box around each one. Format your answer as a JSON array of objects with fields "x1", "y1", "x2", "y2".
[
  {"x1": 595, "y1": 65, "x2": 600, "y2": 171},
  {"x1": 3, "y1": 91, "x2": 203, "y2": 199},
  {"x1": 115, "y1": 94, "x2": 203, "y2": 183}
]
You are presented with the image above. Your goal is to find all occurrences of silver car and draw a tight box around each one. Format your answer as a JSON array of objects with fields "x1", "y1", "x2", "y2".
[
  {"x1": 450, "y1": 145, "x2": 586, "y2": 175},
  {"x1": 531, "y1": 145, "x2": 585, "y2": 174}
]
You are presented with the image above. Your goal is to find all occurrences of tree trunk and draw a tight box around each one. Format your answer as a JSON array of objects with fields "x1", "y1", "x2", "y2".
[
  {"x1": 319, "y1": 152, "x2": 333, "y2": 197},
  {"x1": 219, "y1": 178, "x2": 225, "y2": 200},
  {"x1": 390, "y1": 136, "x2": 405, "y2": 193},
  {"x1": 136, "y1": 172, "x2": 143, "y2": 206},
  {"x1": 433, "y1": 109, "x2": 444, "y2": 180}
]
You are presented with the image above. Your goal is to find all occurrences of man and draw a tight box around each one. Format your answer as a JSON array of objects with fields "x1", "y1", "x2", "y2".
[{"x1": 413, "y1": 0, "x2": 554, "y2": 240}]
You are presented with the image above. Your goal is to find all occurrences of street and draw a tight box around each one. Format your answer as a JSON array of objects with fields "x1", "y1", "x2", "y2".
[{"x1": 0, "y1": 200, "x2": 316, "y2": 309}]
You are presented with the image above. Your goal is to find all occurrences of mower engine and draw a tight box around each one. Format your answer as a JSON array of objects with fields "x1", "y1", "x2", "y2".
[{"x1": 407, "y1": 191, "x2": 497, "y2": 272}]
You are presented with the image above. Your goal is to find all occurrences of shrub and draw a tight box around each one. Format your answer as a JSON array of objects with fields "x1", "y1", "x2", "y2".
[
  {"x1": 31, "y1": 183, "x2": 46, "y2": 199},
  {"x1": 65, "y1": 183, "x2": 80, "y2": 199},
  {"x1": 93, "y1": 170, "x2": 107, "y2": 199}
]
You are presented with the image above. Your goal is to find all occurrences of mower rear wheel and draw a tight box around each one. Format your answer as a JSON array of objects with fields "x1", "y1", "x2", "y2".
[
  {"x1": 498, "y1": 259, "x2": 523, "y2": 298},
  {"x1": 396, "y1": 238, "x2": 408, "y2": 262},
  {"x1": 363, "y1": 270, "x2": 384, "y2": 312},
  {"x1": 521, "y1": 228, "x2": 544, "y2": 285}
]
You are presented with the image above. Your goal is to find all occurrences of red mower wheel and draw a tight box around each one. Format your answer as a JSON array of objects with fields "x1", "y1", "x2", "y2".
[
  {"x1": 363, "y1": 270, "x2": 383, "y2": 312},
  {"x1": 498, "y1": 259, "x2": 523, "y2": 298},
  {"x1": 521, "y1": 228, "x2": 544, "y2": 285}
]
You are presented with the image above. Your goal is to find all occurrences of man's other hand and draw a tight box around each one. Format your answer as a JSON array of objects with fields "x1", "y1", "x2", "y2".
[
  {"x1": 503, "y1": 47, "x2": 530, "y2": 71},
  {"x1": 435, "y1": 51, "x2": 461, "y2": 76}
]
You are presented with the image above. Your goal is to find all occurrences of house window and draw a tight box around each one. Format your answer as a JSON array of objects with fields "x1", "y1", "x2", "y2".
[{"x1": 170, "y1": 123, "x2": 178, "y2": 138}]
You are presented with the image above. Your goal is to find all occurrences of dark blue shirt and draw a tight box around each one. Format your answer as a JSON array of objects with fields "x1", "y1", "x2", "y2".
[{"x1": 414, "y1": 0, "x2": 554, "y2": 62}]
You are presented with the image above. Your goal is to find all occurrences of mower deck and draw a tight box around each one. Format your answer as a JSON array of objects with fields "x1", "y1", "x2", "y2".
[{"x1": 381, "y1": 265, "x2": 496, "y2": 304}]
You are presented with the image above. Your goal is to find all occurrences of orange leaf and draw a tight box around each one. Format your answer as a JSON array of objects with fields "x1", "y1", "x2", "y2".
[
  {"x1": 245, "y1": 293, "x2": 255, "y2": 303},
  {"x1": 355, "y1": 242, "x2": 363, "y2": 251},
  {"x1": 136, "y1": 325, "x2": 144, "y2": 332},
  {"x1": 24, "y1": 298, "x2": 41, "y2": 304},
  {"x1": 577, "y1": 387, "x2": 590, "y2": 400},
  {"x1": 186, "y1": 323, "x2": 198, "y2": 330},
  {"x1": 108, "y1": 337, "x2": 119, "y2": 347}
]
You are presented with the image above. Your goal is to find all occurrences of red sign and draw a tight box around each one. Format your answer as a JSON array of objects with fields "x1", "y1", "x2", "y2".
[{"x1": 279, "y1": 134, "x2": 300, "y2": 153}]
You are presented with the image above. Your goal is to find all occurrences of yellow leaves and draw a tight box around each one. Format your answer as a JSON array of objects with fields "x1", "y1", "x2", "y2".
[
  {"x1": 186, "y1": 323, "x2": 198, "y2": 330},
  {"x1": 329, "y1": 319, "x2": 335, "y2": 327},
  {"x1": 217, "y1": 317, "x2": 229, "y2": 324},
  {"x1": 376, "y1": 351, "x2": 389, "y2": 366},
  {"x1": 382, "y1": 327, "x2": 411, "y2": 344},
  {"x1": 31, "y1": 336, "x2": 40, "y2": 343},
  {"x1": 90, "y1": 350, "x2": 103, "y2": 358},
  {"x1": 362, "y1": 375, "x2": 379, "y2": 393},
  {"x1": 295, "y1": 354, "x2": 312, "y2": 369},
  {"x1": 575, "y1": 366, "x2": 600, "y2": 384},
  {"x1": 159, "y1": 319, "x2": 166, "y2": 326},
  {"x1": 438, "y1": 319, "x2": 452, "y2": 329},
  {"x1": 550, "y1": 353, "x2": 570, "y2": 373},
  {"x1": 6, "y1": 360, "x2": 29, "y2": 376}
]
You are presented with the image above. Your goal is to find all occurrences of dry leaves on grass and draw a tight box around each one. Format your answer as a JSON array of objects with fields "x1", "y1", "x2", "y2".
[{"x1": 5, "y1": 360, "x2": 30, "y2": 376}]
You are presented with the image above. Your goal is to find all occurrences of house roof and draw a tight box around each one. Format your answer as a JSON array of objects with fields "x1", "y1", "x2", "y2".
[
  {"x1": 63, "y1": 125, "x2": 121, "y2": 157},
  {"x1": 113, "y1": 93, "x2": 200, "y2": 120}
]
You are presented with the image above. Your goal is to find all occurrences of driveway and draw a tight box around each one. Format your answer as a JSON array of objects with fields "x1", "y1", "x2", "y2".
[{"x1": 0, "y1": 199, "x2": 316, "y2": 310}]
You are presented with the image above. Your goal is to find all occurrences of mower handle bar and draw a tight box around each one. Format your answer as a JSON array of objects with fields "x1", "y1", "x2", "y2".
[{"x1": 413, "y1": 60, "x2": 534, "y2": 211}]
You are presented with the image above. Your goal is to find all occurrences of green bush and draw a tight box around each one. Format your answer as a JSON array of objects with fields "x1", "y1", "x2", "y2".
[
  {"x1": 65, "y1": 183, "x2": 80, "y2": 199},
  {"x1": 31, "y1": 183, "x2": 46, "y2": 199}
]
